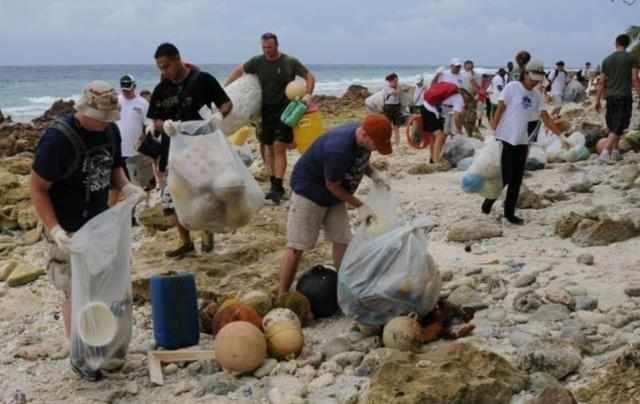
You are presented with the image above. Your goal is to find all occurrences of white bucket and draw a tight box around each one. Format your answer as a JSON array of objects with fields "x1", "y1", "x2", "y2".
[{"x1": 78, "y1": 302, "x2": 117, "y2": 347}]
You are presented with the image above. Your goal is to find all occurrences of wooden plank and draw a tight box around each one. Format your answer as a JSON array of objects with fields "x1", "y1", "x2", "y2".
[{"x1": 148, "y1": 350, "x2": 216, "y2": 385}]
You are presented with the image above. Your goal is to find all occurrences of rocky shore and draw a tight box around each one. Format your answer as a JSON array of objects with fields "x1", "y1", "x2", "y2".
[{"x1": 1, "y1": 93, "x2": 640, "y2": 404}]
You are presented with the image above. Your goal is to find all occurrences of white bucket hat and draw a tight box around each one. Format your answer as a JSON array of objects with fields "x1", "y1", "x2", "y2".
[{"x1": 75, "y1": 81, "x2": 120, "y2": 122}]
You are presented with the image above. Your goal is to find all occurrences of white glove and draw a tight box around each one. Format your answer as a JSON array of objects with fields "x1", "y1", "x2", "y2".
[
  {"x1": 369, "y1": 169, "x2": 390, "y2": 191},
  {"x1": 145, "y1": 122, "x2": 156, "y2": 136},
  {"x1": 162, "y1": 120, "x2": 179, "y2": 137},
  {"x1": 50, "y1": 225, "x2": 72, "y2": 254},
  {"x1": 357, "y1": 204, "x2": 376, "y2": 223},
  {"x1": 122, "y1": 183, "x2": 146, "y2": 204}
]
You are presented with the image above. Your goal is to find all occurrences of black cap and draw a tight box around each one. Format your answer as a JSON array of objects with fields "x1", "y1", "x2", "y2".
[
  {"x1": 556, "y1": 61, "x2": 565, "y2": 66},
  {"x1": 120, "y1": 74, "x2": 136, "y2": 90}
]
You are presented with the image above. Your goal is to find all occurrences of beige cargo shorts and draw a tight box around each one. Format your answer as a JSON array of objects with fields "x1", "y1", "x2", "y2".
[
  {"x1": 44, "y1": 229, "x2": 71, "y2": 296},
  {"x1": 287, "y1": 193, "x2": 352, "y2": 251}
]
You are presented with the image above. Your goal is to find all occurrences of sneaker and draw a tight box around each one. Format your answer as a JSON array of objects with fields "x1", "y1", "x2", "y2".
[
  {"x1": 599, "y1": 150, "x2": 610, "y2": 163},
  {"x1": 505, "y1": 215, "x2": 525, "y2": 225},
  {"x1": 265, "y1": 183, "x2": 285, "y2": 205},
  {"x1": 481, "y1": 199, "x2": 495, "y2": 215},
  {"x1": 165, "y1": 242, "x2": 195, "y2": 259},
  {"x1": 201, "y1": 232, "x2": 214, "y2": 253},
  {"x1": 70, "y1": 359, "x2": 103, "y2": 382},
  {"x1": 611, "y1": 150, "x2": 623, "y2": 162}
]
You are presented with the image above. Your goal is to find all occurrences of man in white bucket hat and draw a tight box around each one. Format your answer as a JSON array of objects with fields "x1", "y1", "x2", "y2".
[{"x1": 31, "y1": 80, "x2": 145, "y2": 381}]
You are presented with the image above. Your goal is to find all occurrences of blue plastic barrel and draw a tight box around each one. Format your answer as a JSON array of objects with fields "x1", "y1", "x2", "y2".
[{"x1": 150, "y1": 273, "x2": 199, "y2": 349}]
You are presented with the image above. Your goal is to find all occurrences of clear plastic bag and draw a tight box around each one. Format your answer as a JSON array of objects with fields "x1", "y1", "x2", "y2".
[
  {"x1": 168, "y1": 121, "x2": 264, "y2": 232},
  {"x1": 69, "y1": 198, "x2": 136, "y2": 372},
  {"x1": 461, "y1": 136, "x2": 503, "y2": 198},
  {"x1": 338, "y1": 216, "x2": 441, "y2": 326},
  {"x1": 442, "y1": 135, "x2": 483, "y2": 167}
]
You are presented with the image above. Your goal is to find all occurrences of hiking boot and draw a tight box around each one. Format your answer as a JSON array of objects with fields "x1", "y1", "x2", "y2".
[
  {"x1": 201, "y1": 232, "x2": 214, "y2": 253},
  {"x1": 505, "y1": 215, "x2": 524, "y2": 225},
  {"x1": 165, "y1": 242, "x2": 195, "y2": 259},
  {"x1": 481, "y1": 199, "x2": 495, "y2": 215},
  {"x1": 265, "y1": 188, "x2": 284, "y2": 205}
]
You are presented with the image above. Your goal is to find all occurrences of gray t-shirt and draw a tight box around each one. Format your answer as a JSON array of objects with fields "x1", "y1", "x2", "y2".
[{"x1": 602, "y1": 50, "x2": 639, "y2": 98}]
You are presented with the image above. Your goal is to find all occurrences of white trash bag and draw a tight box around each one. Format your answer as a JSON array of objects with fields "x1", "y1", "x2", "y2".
[
  {"x1": 461, "y1": 136, "x2": 504, "y2": 199},
  {"x1": 70, "y1": 198, "x2": 136, "y2": 372},
  {"x1": 338, "y1": 186, "x2": 441, "y2": 326},
  {"x1": 168, "y1": 120, "x2": 264, "y2": 232}
]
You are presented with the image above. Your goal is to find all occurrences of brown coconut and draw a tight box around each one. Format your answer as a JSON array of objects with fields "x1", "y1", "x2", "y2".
[
  {"x1": 240, "y1": 290, "x2": 273, "y2": 317},
  {"x1": 214, "y1": 321, "x2": 266, "y2": 374},
  {"x1": 212, "y1": 303, "x2": 263, "y2": 335},
  {"x1": 265, "y1": 320, "x2": 304, "y2": 360},
  {"x1": 199, "y1": 301, "x2": 219, "y2": 335},
  {"x1": 275, "y1": 291, "x2": 312, "y2": 325},
  {"x1": 263, "y1": 308, "x2": 302, "y2": 330}
]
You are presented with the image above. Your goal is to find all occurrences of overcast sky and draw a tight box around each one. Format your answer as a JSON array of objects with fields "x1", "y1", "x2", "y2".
[{"x1": 0, "y1": 0, "x2": 637, "y2": 67}]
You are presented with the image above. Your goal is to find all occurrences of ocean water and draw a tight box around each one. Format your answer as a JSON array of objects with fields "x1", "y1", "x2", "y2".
[{"x1": 0, "y1": 64, "x2": 495, "y2": 122}]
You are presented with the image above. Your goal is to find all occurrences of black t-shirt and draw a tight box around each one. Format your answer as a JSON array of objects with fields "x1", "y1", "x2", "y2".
[
  {"x1": 32, "y1": 114, "x2": 125, "y2": 232},
  {"x1": 147, "y1": 67, "x2": 231, "y2": 171}
]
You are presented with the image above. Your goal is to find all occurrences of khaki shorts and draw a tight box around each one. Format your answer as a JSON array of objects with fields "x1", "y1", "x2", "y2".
[
  {"x1": 44, "y1": 230, "x2": 71, "y2": 296},
  {"x1": 287, "y1": 193, "x2": 352, "y2": 250}
]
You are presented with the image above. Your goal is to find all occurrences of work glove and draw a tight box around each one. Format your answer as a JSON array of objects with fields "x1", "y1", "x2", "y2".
[
  {"x1": 144, "y1": 122, "x2": 156, "y2": 136},
  {"x1": 122, "y1": 183, "x2": 146, "y2": 205},
  {"x1": 50, "y1": 225, "x2": 72, "y2": 255},
  {"x1": 369, "y1": 169, "x2": 390, "y2": 191},
  {"x1": 162, "y1": 120, "x2": 179, "y2": 137}
]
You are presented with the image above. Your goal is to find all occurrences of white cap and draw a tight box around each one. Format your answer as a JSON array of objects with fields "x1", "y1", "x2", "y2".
[
  {"x1": 526, "y1": 59, "x2": 546, "y2": 81},
  {"x1": 450, "y1": 58, "x2": 462, "y2": 66}
]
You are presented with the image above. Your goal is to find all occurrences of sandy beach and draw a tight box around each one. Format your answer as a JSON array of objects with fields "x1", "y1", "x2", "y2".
[{"x1": 1, "y1": 89, "x2": 640, "y2": 404}]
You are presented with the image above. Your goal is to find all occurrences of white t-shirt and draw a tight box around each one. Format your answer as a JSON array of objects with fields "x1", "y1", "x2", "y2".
[
  {"x1": 462, "y1": 70, "x2": 480, "y2": 93},
  {"x1": 382, "y1": 85, "x2": 400, "y2": 105},
  {"x1": 424, "y1": 93, "x2": 464, "y2": 118},
  {"x1": 496, "y1": 81, "x2": 545, "y2": 146},
  {"x1": 117, "y1": 94, "x2": 149, "y2": 158},
  {"x1": 489, "y1": 75, "x2": 506, "y2": 104},
  {"x1": 439, "y1": 70, "x2": 464, "y2": 88},
  {"x1": 548, "y1": 70, "x2": 568, "y2": 97}
]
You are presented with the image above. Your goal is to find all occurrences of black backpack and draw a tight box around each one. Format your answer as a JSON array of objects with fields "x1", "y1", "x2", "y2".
[{"x1": 50, "y1": 117, "x2": 116, "y2": 217}]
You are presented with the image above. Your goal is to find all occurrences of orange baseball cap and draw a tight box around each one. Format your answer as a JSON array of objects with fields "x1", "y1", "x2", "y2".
[{"x1": 362, "y1": 113, "x2": 392, "y2": 155}]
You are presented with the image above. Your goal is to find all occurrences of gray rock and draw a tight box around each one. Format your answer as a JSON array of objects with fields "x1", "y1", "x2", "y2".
[
  {"x1": 613, "y1": 313, "x2": 640, "y2": 329},
  {"x1": 576, "y1": 310, "x2": 608, "y2": 326},
  {"x1": 187, "y1": 361, "x2": 202, "y2": 377},
  {"x1": 200, "y1": 359, "x2": 221, "y2": 375},
  {"x1": 440, "y1": 270, "x2": 454, "y2": 282},
  {"x1": 464, "y1": 267, "x2": 483, "y2": 276},
  {"x1": 513, "y1": 291, "x2": 543, "y2": 313},
  {"x1": 319, "y1": 360, "x2": 343, "y2": 376},
  {"x1": 355, "y1": 348, "x2": 407, "y2": 377},
  {"x1": 447, "y1": 285, "x2": 487, "y2": 309},
  {"x1": 575, "y1": 296, "x2": 598, "y2": 311},
  {"x1": 164, "y1": 363, "x2": 178, "y2": 375},
  {"x1": 545, "y1": 288, "x2": 576, "y2": 310},
  {"x1": 447, "y1": 220, "x2": 503, "y2": 242},
  {"x1": 624, "y1": 285, "x2": 640, "y2": 297},
  {"x1": 351, "y1": 336, "x2": 381, "y2": 353},
  {"x1": 125, "y1": 381, "x2": 139, "y2": 396},
  {"x1": 266, "y1": 375, "x2": 306, "y2": 403},
  {"x1": 517, "y1": 339, "x2": 582, "y2": 380},
  {"x1": 510, "y1": 330, "x2": 536, "y2": 347},
  {"x1": 253, "y1": 358, "x2": 278, "y2": 379},
  {"x1": 560, "y1": 327, "x2": 592, "y2": 354},
  {"x1": 514, "y1": 273, "x2": 537, "y2": 288},
  {"x1": 300, "y1": 352, "x2": 324, "y2": 368},
  {"x1": 531, "y1": 304, "x2": 571, "y2": 322},
  {"x1": 330, "y1": 351, "x2": 365, "y2": 368},
  {"x1": 566, "y1": 286, "x2": 588, "y2": 297},
  {"x1": 528, "y1": 372, "x2": 563, "y2": 394},
  {"x1": 308, "y1": 373, "x2": 335, "y2": 391},
  {"x1": 487, "y1": 308, "x2": 507, "y2": 322},
  {"x1": 272, "y1": 360, "x2": 298, "y2": 376},
  {"x1": 576, "y1": 253, "x2": 594, "y2": 265},
  {"x1": 196, "y1": 373, "x2": 242, "y2": 396},
  {"x1": 320, "y1": 337, "x2": 352, "y2": 360},
  {"x1": 307, "y1": 375, "x2": 366, "y2": 404}
]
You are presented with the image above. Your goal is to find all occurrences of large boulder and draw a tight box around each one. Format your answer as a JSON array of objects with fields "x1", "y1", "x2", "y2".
[
  {"x1": 31, "y1": 99, "x2": 75, "y2": 125},
  {"x1": 555, "y1": 211, "x2": 639, "y2": 246},
  {"x1": 517, "y1": 338, "x2": 582, "y2": 380},
  {"x1": 0, "y1": 153, "x2": 33, "y2": 175},
  {"x1": 364, "y1": 343, "x2": 528, "y2": 404}
]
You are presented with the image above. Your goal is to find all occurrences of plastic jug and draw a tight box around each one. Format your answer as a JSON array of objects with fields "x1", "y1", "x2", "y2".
[
  {"x1": 294, "y1": 111, "x2": 325, "y2": 153},
  {"x1": 228, "y1": 126, "x2": 253, "y2": 146},
  {"x1": 151, "y1": 273, "x2": 199, "y2": 349},
  {"x1": 281, "y1": 100, "x2": 308, "y2": 128}
]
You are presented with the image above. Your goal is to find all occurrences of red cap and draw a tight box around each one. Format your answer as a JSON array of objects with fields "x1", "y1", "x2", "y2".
[{"x1": 362, "y1": 113, "x2": 392, "y2": 155}]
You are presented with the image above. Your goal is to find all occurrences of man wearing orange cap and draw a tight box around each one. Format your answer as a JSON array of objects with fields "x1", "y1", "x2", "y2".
[{"x1": 278, "y1": 113, "x2": 393, "y2": 295}]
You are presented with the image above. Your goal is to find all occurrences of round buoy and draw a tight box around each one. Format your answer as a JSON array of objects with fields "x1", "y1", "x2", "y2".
[
  {"x1": 286, "y1": 80, "x2": 307, "y2": 100},
  {"x1": 214, "y1": 321, "x2": 266, "y2": 374},
  {"x1": 240, "y1": 290, "x2": 273, "y2": 317},
  {"x1": 405, "y1": 115, "x2": 434, "y2": 150},
  {"x1": 296, "y1": 265, "x2": 339, "y2": 318},
  {"x1": 382, "y1": 314, "x2": 421, "y2": 351},
  {"x1": 212, "y1": 303, "x2": 262, "y2": 335},
  {"x1": 265, "y1": 320, "x2": 304, "y2": 360},
  {"x1": 263, "y1": 308, "x2": 302, "y2": 330}
]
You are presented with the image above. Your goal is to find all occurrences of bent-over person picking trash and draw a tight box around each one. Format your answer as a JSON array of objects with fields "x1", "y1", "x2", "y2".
[
  {"x1": 30, "y1": 81, "x2": 145, "y2": 381},
  {"x1": 278, "y1": 113, "x2": 393, "y2": 295}
]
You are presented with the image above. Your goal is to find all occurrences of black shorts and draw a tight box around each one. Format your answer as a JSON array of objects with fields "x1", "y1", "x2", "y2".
[
  {"x1": 259, "y1": 103, "x2": 293, "y2": 145},
  {"x1": 420, "y1": 105, "x2": 444, "y2": 133},
  {"x1": 383, "y1": 104, "x2": 404, "y2": 126},
  {"x1": 605, "y1": 95, "x2": 633, "y2": 136}
]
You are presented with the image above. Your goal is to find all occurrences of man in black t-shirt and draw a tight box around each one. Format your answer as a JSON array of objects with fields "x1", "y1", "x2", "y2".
[
  {"x1": 225, "y1": 33, "x2": 315, "y2": 204},
  {"x1": 31, "y1": 81, "x2": 145, "y2": 381},
  {"x1": 147, "y1": 43, "x2": 233, "y2": 258}
]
